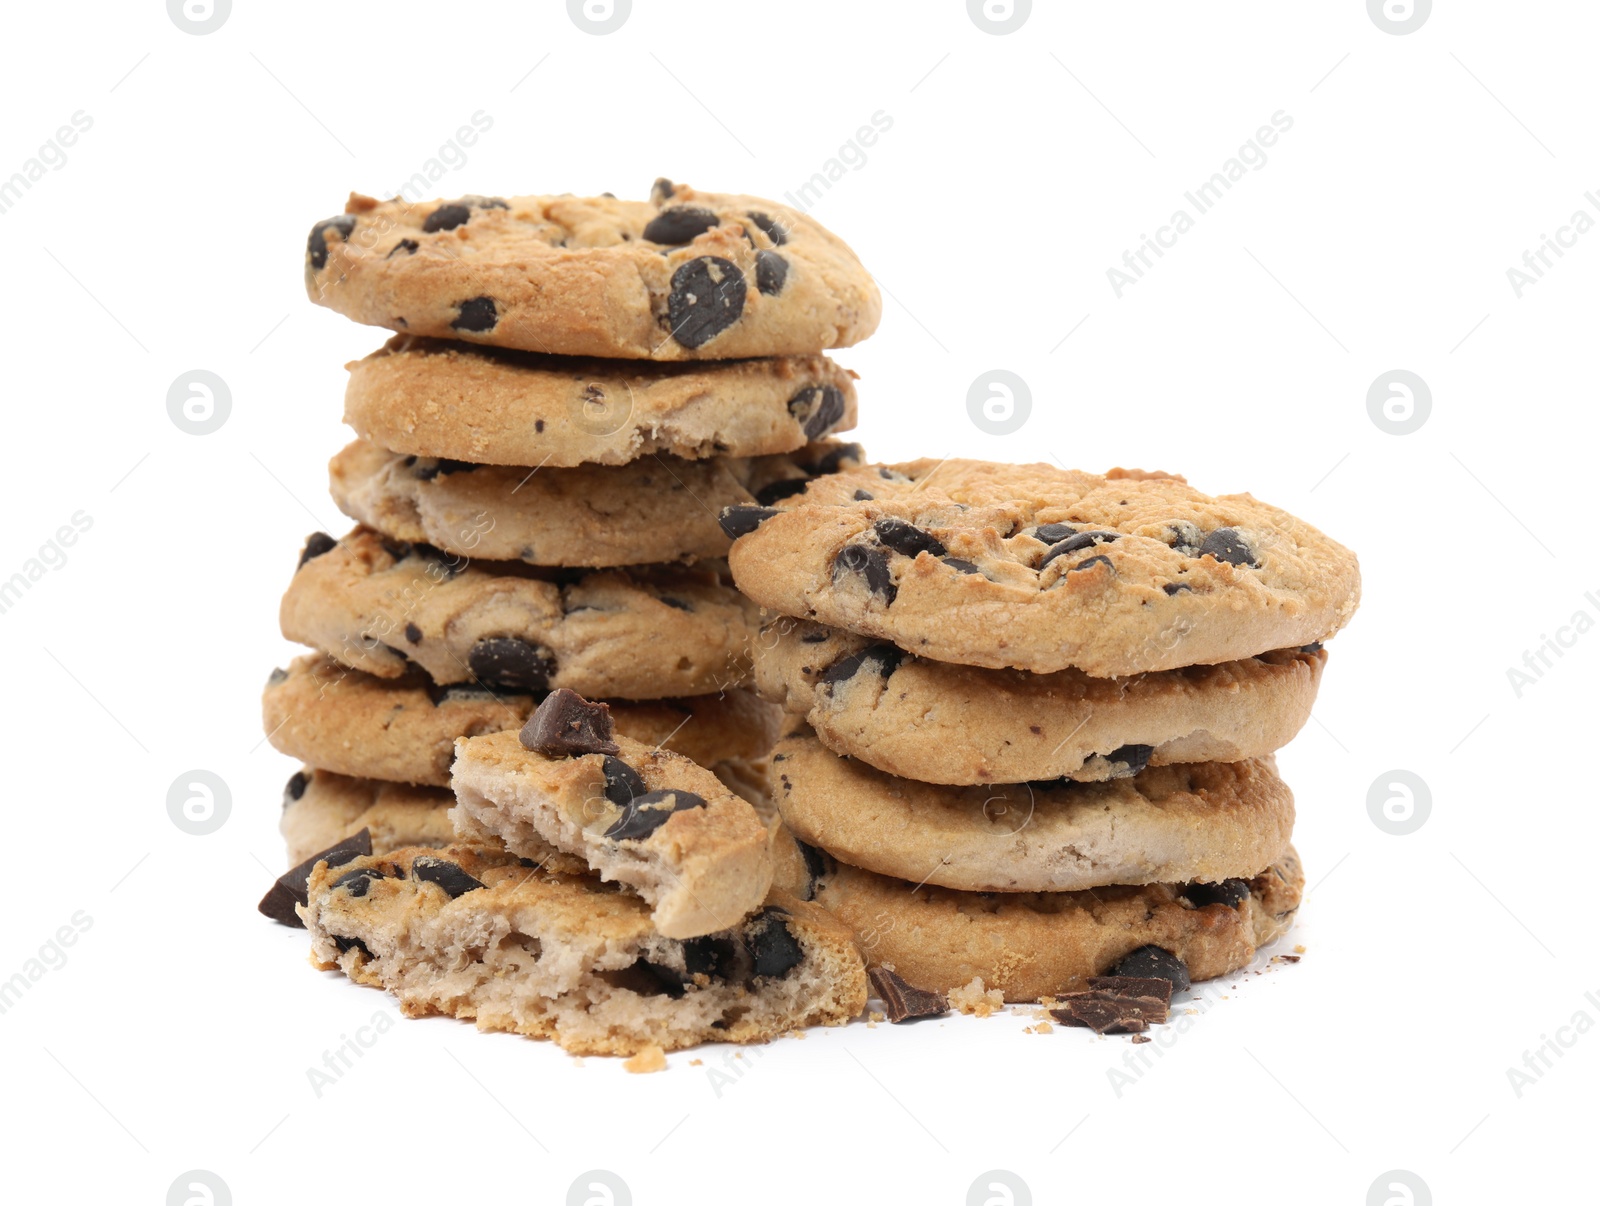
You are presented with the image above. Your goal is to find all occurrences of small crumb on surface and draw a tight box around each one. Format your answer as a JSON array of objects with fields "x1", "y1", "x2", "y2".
[
  {"x1": 1294, "y1": 944, "x2": 1306, "y2": 954},
  {"x1": 688, "y1": 1059, "x2": 702, "y2": 1067},
  {"x1": 623, "y1": 1045, "x2": 667, "y2": 1074},
  {"x1": 949, "y1": 976, "x2": 1005, "y2": 1018},
  {"x1": 1131, "y1": 1034, "x2": 1152, "y2": 1044}
]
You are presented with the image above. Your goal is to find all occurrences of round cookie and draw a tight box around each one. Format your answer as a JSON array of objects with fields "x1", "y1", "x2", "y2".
[
  {"x1": 803, "y1": 843, "x2": 1304, "y2": 1001},
  {"x1": 755, "y1": 618, "x2": 1325, "y2": 784},
  {"x1": 305, "y1": 181, "x2": 880, "y2": 360},
  {"x1": 771, "y1": 724, "x2": 1294, "y2": 893},
  {"x1": 302, "y1": 844, "x2": 868, "y2": 1057},
  {"x1": 279, "y1": 527, "x2": 757, "y2": 699},
  {"x1": 344, "y1": 335, "x2": 860, "y2": 467},
  {"x1": 725, "y1": 460, "x2": 1361, "y2": 677},
  {"x1": 263, "y1": 654, "x2": 781, "y2": 787},
  {"x1": 330, "y1": 437, "x2": 863, "y2": 568}
]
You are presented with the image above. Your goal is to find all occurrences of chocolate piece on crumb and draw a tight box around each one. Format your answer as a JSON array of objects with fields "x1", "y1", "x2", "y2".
[
  {"x1": 521, "y1": 688, "x2": 619, "y2": 757},
  {"x1": 719, "y1": 505, "x2": 780, "y2": 539},
  {"x1": 869, "y1": 966, "x2": 950, "y2": 1023},
  {"x1": 257, "y1": 829, "x2": 373, "y2": 928},
  {"x1": 1107, "y1": 945, "x2": 1191, "y2": 992},
  {"x1": 1051, "y1": 976, "x2": 1171, "y2": 1034}
]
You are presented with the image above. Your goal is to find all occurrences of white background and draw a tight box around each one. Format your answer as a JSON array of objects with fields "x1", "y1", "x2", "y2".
[{"x1": 2, "y1": 2, "x2": 1594, "y2": 1202}]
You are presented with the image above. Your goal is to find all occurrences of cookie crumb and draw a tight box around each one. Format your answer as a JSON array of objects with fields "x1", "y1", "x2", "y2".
[
  {"x1": 1030, "y1": 1021, "x2": 1054, "y2": 1034},
  {"x1": 1293, "y1": 944, "x2": 1306, "y2": 954},
  {"x1": 1131, "y1": 1034, "x2": 1152, "y2": 1044},
  {"x1": 949, "y1": 976, "x2": 1005, "y2": 1018},
  {"x1": 623, "y1": 1045, "x2": 667, "y2": 1074},
  {"x1": 1271, "y1": 954, "x2": 1301, "y2": 964},
  {"x1": 869, "y1": 1011, "x2": 886, "y2": 1024},
  {"x1": 688, "y1": 1059, "x2": 702, "y2": 1066}
]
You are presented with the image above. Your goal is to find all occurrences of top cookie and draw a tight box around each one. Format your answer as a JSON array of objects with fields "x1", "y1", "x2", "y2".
[
  {"x1": 305, "y1": 181, "x2": 881, "y2": 360},
  {"x1": 725, "y1": 461, "x2": 1360, "y2": 677}
]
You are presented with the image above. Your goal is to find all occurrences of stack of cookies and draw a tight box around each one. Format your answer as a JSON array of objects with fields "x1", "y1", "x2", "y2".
[
  {"x1": 723, "y1": 459, "x2": 1361, "y2": 1006},
  {"x1": 258, "y1": 181, "x2": 886, "y2": 1055}
]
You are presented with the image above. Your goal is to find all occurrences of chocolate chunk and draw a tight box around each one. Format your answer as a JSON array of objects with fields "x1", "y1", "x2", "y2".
[
  {"x1": 298, "y1": 531, "x2": 337, "y2": 567},
  {"x1": 604, "y1": 788, "x2": 706, "y2": 841},
  {"x1": 267, "y1": 666, "x2": 289, "y2": 687},
  {"x1": 682, "y1": 936, "x2": 739, "y2": 981},
  {"x1": 1199, "y1": 527, "x2": 1258, "y2": 567},
  {"x1": 718, "y1": 505, "x2": 779, "y2": 539},
  {"x1": 745, "y1": 211, "x2": 788, "y2": 245},
  {"x1": 832, "y1": 544, "x2": 897, "y2": 604},
  {"x1": 818, "y1": 643, "x2": 905, "y2": 688},
  {"x1": 659, "y1": 597, "x2": 693, "y2": 612},
  {"x1": 869, "y1": 966, "x2": 950, "y2": 1023},
  {"x1": 631, "y1": 957, "x2": 688, "y2": 997},
  {"x1": 755, "y1": 478, "x2": 812, "y2": 505},
  {"x1": 387, "y1": 238, "x2": 420, "y2": 258},
  {"x1": 795, "y1": 840, "x2": 828, "y2": 900},
  {"x1": 332, "y1": 934, "x2": 372, "y2": 958},
  {"x1": 1162, "y1": 582, "x2": 1192, "y2": 596},
  {"x1": 942, "y1": 557, "x2": 983, "y2": 575},
  {"x1": 853, "y1": 490, "x2": 875, "y2": 501},
  {"x1": 1033, "y1": 523, "x2": 1077, "y2": 543},
  {"x1": 873, "y1": 518, "x2": 947, "y2": 559},
  {"x1": 1108, "y1": 945, "x2": 1191, "y2": 992},
  {"x1": 651, "y1": 177, "x2": 675, "y2": 203},
  {"x1": 1182, "y1": 878, "x2": 1251, "y2": 909},
  {"x1": 1071, "y1": 554, "x2": 1113, "y2": 573},
  {"x1": 520, "y1": 688, "x2": 619, "y2": 757},
  {"x1": 668, "y1": 256, "x2": 746, "y2": 348},
  {"x1": 1087, "y1": 976, "x2": 1174, "y2": 1003},
  {"x1": 601, "y1": 756, "x2": 647, "y2": 806},
  {"x1": 809, "y1": 442, "x2": 863, "y2": 475},
  {"x1": 331, "y1": 867, "x2": 387, "y2": 898},
  {"x1": 469, "y1": 638, "x2": 556, "y2": 692},
  {"x1": 404, "y1": 622, "x2": 422, "y2": 644},
  {"x1": 307, "y1": 215, "x2": 356, "y2": 270},
  {"x1": 257, "y1": 829, "x2": 373, "y2": 928},
  {"x1": 787, "y1": 384, "x2": 846, "y2": 440},
  {"x1": 1299, "y1": 642, "x2": 1323, "y2": 654},
  {"x1": 755, "y1": 250, "x2": 788, "y2": 295},
  {"x1": 412, "y1": 457, "x2": 477, "y2": 481},
  {"x1": 422, "y1": 203, "x2": 471, "y2": 233},
  {"x1": 451, "y1": 295, "x2": 498, "y2": 333},
  {"x1": 642, "y1": 206, "x2": 719, "y2": 244},
  {"x1": 410, "y1": 856, "x2": 485, "y2": 898},
  {"x1": 282, "y1": 770, "x2": 309, "y2": 809},
  {"x1": 748, "y1": 908, "x2": 804, "y2": 979},
  {"x1": 1105, "y1": 744, "x2": 1154, "y2": 776},
  {"x1": 1038, "y1": 531, "x2": 1121, "y2": 570},
  {"x1": 1051, "y1": 976, "x2": 1172, "y2": 1034}
]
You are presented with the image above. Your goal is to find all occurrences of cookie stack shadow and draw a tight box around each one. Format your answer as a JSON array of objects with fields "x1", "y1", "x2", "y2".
[
  {"x1": 258, "y1": 180, "x2": 887, "y2": 1056},
  {"x1": 724, "y1": 458, "x2": 1362, "y2": 1009}
]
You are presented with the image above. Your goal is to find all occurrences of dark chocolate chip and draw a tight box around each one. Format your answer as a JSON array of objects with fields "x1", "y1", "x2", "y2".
[
  {"x1": 1199, "y1": 528, "x2": 1258, "y2": 567},
  {"x1": 942, "y1": 557, "x2": 983, "y2": 575},
  {"x1": 809, "y1": 443, "x2": 864, "y2": 476},
  {"x1": 1033, "y1": 523, "x2": 1077, "y2": 543},
  {"x1": 601, "y1": 756, "x2": 647, "y2": 807},
  {"x1": 422, "y1": 203, "x2": 471, "y2": 233},
  {"x1": 412, "y1": 458, "x2": 477, "y2": 481},
  {"x1": 786, "y1": 384, "x2": 846, "y2": 440},
  {"x1": 642, "y1": 206, "x2": 720, "y2": 244},
  {"x1": 631, "y1": 958, "x2": 688, "y2": 997},
  {"x1": 798, "y1": 629, "x2": 829, "y2": 643},
  {"x1": 386, "y1": 238, "x2": 419, "y2": 258},
  {"x1": 1052, "y1": 977, "x2": 1172, "y2": 1033},
  {"x1": 869, "y1": 966, "x2": 950, "y2": 1023},
  {"x1": 755, "y1": 478, "x2": 812, "y2": 506},
  {"x1": 267, "y1": 666, "x2": 289, "y2": 687},
  {"x1": 1182, "y1": 879, "x2": 1250, "y2": 909},
  {"x1": 604, "y1": 789, "x2": 706, "y2": 841},
  {"x1": 718, "y1": 505, "x2": 779, "y2": 539},
  {"x1": 795, "y1": 840, "x2": 828, "y2": 901},
  {"x1": 667, "y1": 256, "x2": 746, "y2": 348},
  {"x1": 257, "y1": 829, "x2": 373, "y2": 928},
  {"x1": 853, "y1": 489, "x2": 875, "y2": 501},
  {"x1": 404, "y1": 622, "x2": 422, "y2": 645},
  {"x1": 468, "y1": 638, "x2": 556, "y2": 692},
  {"x1": 755, "y1": 250, "x2": 788, "y2": 295},
  {"x1": 651, "y1": 177, "x2": 675, "y2": 203},
  {"x1": 1071, "y1": 554, "x2": 1114, "y2": 573},
  {"x1": 1299, "y1": 642, "x2": 1323, "y2": 654},
  {"x1": 746, "y1": 211, "x2": 788, "y2": 245},
  {"x1": 1105, "y1": 744, "x2": 1154, "y2": 776},
  {"x1": 873, "y1": 518, "x2": 947, "y2": 559},
  {"x1": 332, "y1": 934, "x2": 373, "y2": 958},
  {"x1": 451, "y1": 296, "x2": 498, "y2": 333},
  {"x1": 307, "y1": 215, "x2": 356, "y2": 270},
  {"x1": 832, "y1": 544, "x2": 896, "y2": 604},
  {"x1": 749, "y1": 908, "x2": 804, "y2": 979},
  {"x1": 1162, "y1": 583, "x2": 1192, "y2": 596},
  {"x1": 682, "y1": 936, "x2": 739, "y2": 981},
  {"x1": 410, "y1": 856, "x2": 484, "y2": 898},
  {"x1": 1038, "y1": 531, "x2": 1121, "y2": 570},
  {"x1": 283, "y1": 770, "x2": 309, "y2": 808},
  {"x1": 332, "y1": 867, "x2": 387, "y2": 898},
  {"x1": 1108, "y1": 945, "x2": 1191, "y2": 992},
  {"x1": 520, "y1": 688, "x2": 619, "y2": 757},
  {"x1": 298, "y1": 531, "x2": 337, "y2": 568},
  {"x1": 818, "y1": 643, "x2": 905, "y2": 688},
  {"x1": 659, "y1": 596, "x2": 693, "y2": 612}
]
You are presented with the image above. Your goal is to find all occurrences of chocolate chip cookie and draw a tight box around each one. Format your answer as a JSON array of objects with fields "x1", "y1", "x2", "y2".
[
  {"x1": 279, "y1": 527, "x2": 757, "y2": 699},
  {"x1": 344, "y1": 336, "x2": 860, "y2": 467},
  {"x1": 793, "y1": 838, "x2": 1304, "y2": 1001},
  {"x1": 278, "y1": 767, "x2": 491, "y2": 866},
  {"x1": 306, "y1": 181, "x2": 880, "y2": 359},
  {"x1": 755, "y1": 619, "x2": 1325, "y2": 784},
  {"x1": 452, "y1": 712, "x2": 773, "y2": 938},
  {"x1": 329, "y1": 437, "x2": 863, "y2": 568},
  {"x1": 263, "y1": 654, "x2": 780, "y2": 788},
  {"x1": 301, "y1": 843, "x2": 868, "y2": 1056},
  {"x1": 725, "y1": 461, "x2": 1361, "y2": 677},
  {"x1": 771, "y1": 723, "x2": 1294, "y2": 893}
]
